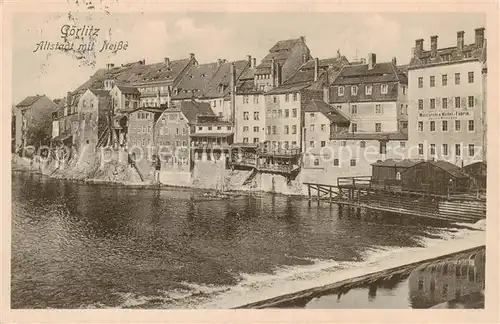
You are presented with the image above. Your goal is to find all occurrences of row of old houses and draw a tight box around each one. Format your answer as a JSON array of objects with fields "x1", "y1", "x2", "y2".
[{"x1": 14, "y1": 27, "x2": 487, "y2": 187}]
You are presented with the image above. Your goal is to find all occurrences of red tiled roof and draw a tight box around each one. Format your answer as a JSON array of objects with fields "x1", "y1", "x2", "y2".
[
  {"x1": 201, "y1": 60, "x2": 249, "y2": 99},
  {"x1": 283, "y1": 56, "x2": 348, "y2": 85},
  {"x1": 167, "y1": 100, "x2": 214, "y2": 123}
]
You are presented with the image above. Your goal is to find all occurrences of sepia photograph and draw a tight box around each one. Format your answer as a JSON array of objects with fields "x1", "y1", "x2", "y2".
[{"x1": 3, "y1": 1, "x2": 497, "y2": 320}]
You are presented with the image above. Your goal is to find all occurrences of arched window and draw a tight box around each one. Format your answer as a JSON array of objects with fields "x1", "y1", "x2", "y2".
[{"x1": 396, "y1": 172, "x2": 401, "y2": 180}]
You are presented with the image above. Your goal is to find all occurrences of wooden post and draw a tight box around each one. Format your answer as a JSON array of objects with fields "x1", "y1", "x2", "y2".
[
  {"x1": 308, "y1": 184, "x2": 311, "y2": 201},
  {"x1": 317, "y1": 185, "x2": 320, "y2": 204},
  {"x1": 329, "y1": 187, "x2": 333, "y2": 204}
]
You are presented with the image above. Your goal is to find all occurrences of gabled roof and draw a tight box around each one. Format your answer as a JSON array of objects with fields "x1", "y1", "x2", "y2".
[
  {"x1": 116, "y1": 85, "x2": 140, "y2": 95},
  {"x1": 332, "y1": 61, "x2": 406, "y2": 85},
  {"x1": 88, "y1": 89, "x2": 110, "y2": 97},
  {"x1": 283, "y1": 56, "x2": 348, "y2": 85},
  {"x1": 164, "y1": 100, "x2": 214, "y2": 123},
  {"x1": 304, "y1": 99, "x2": 350, "y2": 124},
  {"x1": 428, "y1": 160, "x2": 470, "y2": 179},
  {"x1": 372, "y1": 159, "x2": 424, "y2": 168},
  {"x1": 201, "y1": 60, "x2": 249, "y2": 99},
  {"x1": 172, "y1": 62, "x2": 222, "y2": 100},
  {"x1": 256, "y1": 37, "x2": 303, "y2": 74},
  {"x1": 16, "y1": 95, "x2": 44, "y2": 107},
  {"x1": 269, "y1": 38, "x2": 301, "y2": 53}
]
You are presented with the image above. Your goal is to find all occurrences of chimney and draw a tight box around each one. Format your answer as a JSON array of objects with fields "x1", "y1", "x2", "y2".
[
  {"x1": 66, "y1": 91, "x2": 72, "y2": 109},
  {"x1": 167, "y1": 86, "x2": 172, "y2": 108},
  {"x1": 302, "y1": 54, "x2": 308, "y2": 64},
  {"x1": 323, "y1": 86, "x2": 330, "y2": 104},
  {"x1": 164, "y1": 57, "x2": 170, "y2": 66},
  {"x1": 246, "y1": 55, "x2": 252, "y2": 63},
  {"x1": 276, "y1": 63, "x2": 282, "y2": 86},
  {"x1": 300, "y1": 36, "x2": 306, "y2": 44},
  {"x1": 271, "y1": 58, "x2": 276, "y2": 87},
  {"x1": 217, "y1": 58, "x2": 223, "y2": 67},
  {"x1": 475, "y1": 27, "x2": 485, "y2": 48},
  {"x1": 252, "y1": 57, "x2": 256, "y2": 68},
  {"x1": 367, "y1": 53, "x2": 376, "y2": 70},
  {"x1": 314, "y1": 57, "x2": 319, "y2": 81},
  {"x1": 189, "y1": 53, "x2": 195, "y2": 60},
  {"x1": 230, "y1": 63, "x2": 236, "y2": 124},
  {"x1": 106, "y1": 63, "x2": 114, "y2": 69},
  {"x1": 430, "y1": 35, "x2": 438, "y2": 58},
  {"x1": 391, "y1": 57, "x2": 397, "y2": 65},
  {"x1": 457, "y1": 31, "x2": 465, "y2": 51},
  {"x1": 413, "y1": 38, "x2": 424, "y2": 58}
]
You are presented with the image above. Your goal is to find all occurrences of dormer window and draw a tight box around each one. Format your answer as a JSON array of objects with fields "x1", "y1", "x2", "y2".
[
  {"x1": 381, "y1": 84, "x2": 388, "y2": 94},
  {"x1": 338, "y1": 86, "x2": 344, "y2": 96},
  {"x1": 365, "y1": 85, "x2": 372, "y2": 95},
  {"x1": 351, "y1": 85, "x2": 358, "y2": 96}
]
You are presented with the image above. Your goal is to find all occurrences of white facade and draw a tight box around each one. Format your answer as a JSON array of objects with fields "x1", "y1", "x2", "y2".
[
  {"x1": 234, "y1": 93, "x2": 266, "y2": 144},
  {"x1": 408, "y1": 60, "x2": 485, "y2": 166}
]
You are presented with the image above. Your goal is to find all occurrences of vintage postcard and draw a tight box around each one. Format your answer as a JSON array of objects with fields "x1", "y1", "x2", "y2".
[{"x1": 1, "y1": 0, "x2": 499, "y2": 323}]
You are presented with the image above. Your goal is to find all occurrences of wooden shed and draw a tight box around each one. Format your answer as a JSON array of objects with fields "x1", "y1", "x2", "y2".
[
  {"x1": 463, "y1": 161, "x2": 487, "y2": 190},
  {"x1": 401, "y1": 160, "x2": 471, "y2": 195},
  {"x1": 371, "y1": 159, "x2": 424, "y2": 186}
]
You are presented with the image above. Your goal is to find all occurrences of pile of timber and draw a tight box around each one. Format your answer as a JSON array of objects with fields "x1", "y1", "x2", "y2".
[{"x1": 235, "y1": 245, "x2": 485, "y2": 309}]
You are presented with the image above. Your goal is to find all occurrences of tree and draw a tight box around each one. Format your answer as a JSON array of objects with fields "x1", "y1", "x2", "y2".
[{"x1": 25, "y1": 116, "x2": 52, "y2": 149}]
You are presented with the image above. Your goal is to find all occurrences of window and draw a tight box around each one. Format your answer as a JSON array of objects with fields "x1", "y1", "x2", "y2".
[
  {"x1": 468, "y1": 71, "x2": 474, "y2": 83},
  {"x1": 442, "y1": 121, "x2": 448, "y2": 131},
  {"x1": 341, "y1": 141, "x2": 346, "y2": 147},
  {"x1": 380, "y1": 141, "x2": 387, "y2": 154},
  {"x1": 402, "y1": 121, "x2": 408, "y2": 130},
  {"x1": 468, "y1": 120, "x2": 475, "y2": 131},
  {"x1": 381, "y1": 84, "x2": 388, "y2": 94},
  {"x1": 291, "y1": 141, "x2": 297, "y2": 147},
  {"x1": 418, "y1": 99, "x2": 424, "y2": 110},
  {"x1": 455, "y1": 97, "x2": 461, "y2": 108},
  {"x1": 272, "y1": 126, "x2": 277, "y2": 134},
  {"x1": 285, "y1": 94, "x2": 289, "y2": 102},
  {"x1": 284, "y1": 125, "x2": 289, "y2": 134},
  {"x1": 292, "y1": 108, "x2": 297, "y2": 118},
  {"x1": 227, "y1": 126, "x2": 231, "y2": 131},
  {"x1": 321, "y1": 141, "x2": 326, "y2": 147},
  {"x1": 430, "y1": 121, "x2": 435, "y2": 131},
  {"x1": 243, "y1": 137, "x2": 249, "y2": 143},
  {"x1": 182, "y1": 140, "x2": 187, "y2": 147},
  {"x1": 442, "y1": 74, "x2": 448, "y2": 86},
  {"x1": 351, "y1": 85, "x2": 358, "y2": 95},
  {"x1": 207, "y1": 126, "x2": 212, "y2": 131},
  {"x1": 375, "y1": 104, "x2": 382, "y2": 114},
  {"x1": 443, "y1": 144, "x2": 448, "y2": 156},
  {"x1": 418, "y1": 144, "x2": 424, "y2": 155},
  {"x1": 243, "y1": 112, "x2": 249, "y2": 120},
  {"x1": 442, "y1": 97, "x2": 448, "y2": 109},
  {"x1": 350, "y1": 159, "x2": 357, "y2": 166},
  {"x1": 314, "y1": 158, "x2": 320, "y2": 166},
  {"x1": 285, "y1": 109, "x2": 289, "y2": 118},
  {"x1": 365, "y1": 85, "x2": 372, "y2": 95},
  {"x1": 273, "y1": 96, "x2": 277, "y2": 103},
  {"x1": 333, "y1": 159, "x2": 339, "y2": 166},
  {"x1": 253, "y1": 126, "x2": 259, "y2": 132},
  {"x1": 309, "y1": 141, "x2": 315, "y2": 148},
  {"x1": 455, "y1": 120, "x2": 461, "y2": 131},
  {"x1": 253, "y1": 95, "x2": 259, "y2": 104},
  {"x1": 418, "y1": 77, "x2": 423, "y2": 88},
  {"x1": 338, "y1": 86, "x2": 345, "y2": 96},
  {"x1": 468, "y1": 96, "x2": 474, "y2": 108},
  {"x1": 351, "y1": 105, "x2": 357, "y2": 115},
  {"x1": 455, "y1": 73, "x2": 460, "y2": 85},
  {"x1": 430, "y1": 144, "x2": 436, "y2": 155},
  {"x1": 360, "y1": 141, "x2": 366, "y2": 148},
  {"x1": 321, "y1": 124, "x2": 326, "y2": 131},
  {"x1": 430, "y1": 98, "x2": 436, "y2": 109},
  {"x1": 310, "y1": 113, "x2": 315, "y2": 118},
  {"x1": 292, "y1": 125, "x2": 297, "y2": 134},
  {"x1": 253, "y1": 138, "x2": 259, "y2": 143},
  {"x1": 352, "y1": 123, "x2": 357, "y2": 132},
  {"x1": 293, "y1": 93, "x2": 298, "y2": 101},
  {"x1": 243, "y1": 95, "x2": 249, "y2": 104},
  {"x1": 217, "y1": 126, "x2": 221, "y2": 130},
  {"x1": 213, "y1": 101, "x2": 216, "y2": 108},
  {"x1": 310, "y1": 124, "x2": 315, "y2": 132},
  {"x1": 402, "y1": 86, "x2": 406, "y2": 94},
  {"x1": 266, "y1": 126, "x2": 271, "y2": 135},
  {"x1": 400, "y1": 141, "x2": 406, "y2": 148},
  {"x1": 430, "y1": 76, "x2": 435, "y2": 87},
  {"x1": 243, "y1": 126, "x2": 249, "y2": 132},
  {"x1": 469, "y1": 144, "x2": 475, "y2": 157},
  {"x1": 375, "y1": 123, "x2": 381, "y2": 132},
  {"x1": 456, "y1": 144, "x2": 461, "y2": 156}
]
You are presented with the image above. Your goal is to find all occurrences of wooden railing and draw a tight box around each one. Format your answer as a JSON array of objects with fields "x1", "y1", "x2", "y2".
[
  {"x1": 258, "y1": 147, "x2": 301, "y2": 157},
  {"x1": 337, "y1": 176, "x2": 373, "y2": 188}
]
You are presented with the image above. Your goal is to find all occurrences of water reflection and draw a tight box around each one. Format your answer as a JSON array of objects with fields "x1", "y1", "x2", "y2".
[{"x1": 12, "y1": 172, "x2": 462, "y2": 309}]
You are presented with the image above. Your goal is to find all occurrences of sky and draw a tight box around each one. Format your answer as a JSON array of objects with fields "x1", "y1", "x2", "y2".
[{"x1": 11, "y1": 11, "x2": 486, "y2": 104}]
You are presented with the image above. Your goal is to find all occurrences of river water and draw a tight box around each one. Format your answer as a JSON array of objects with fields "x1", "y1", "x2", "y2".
[{"x1": 11, "y1": 171, "x2": 484, "y2": 309}]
